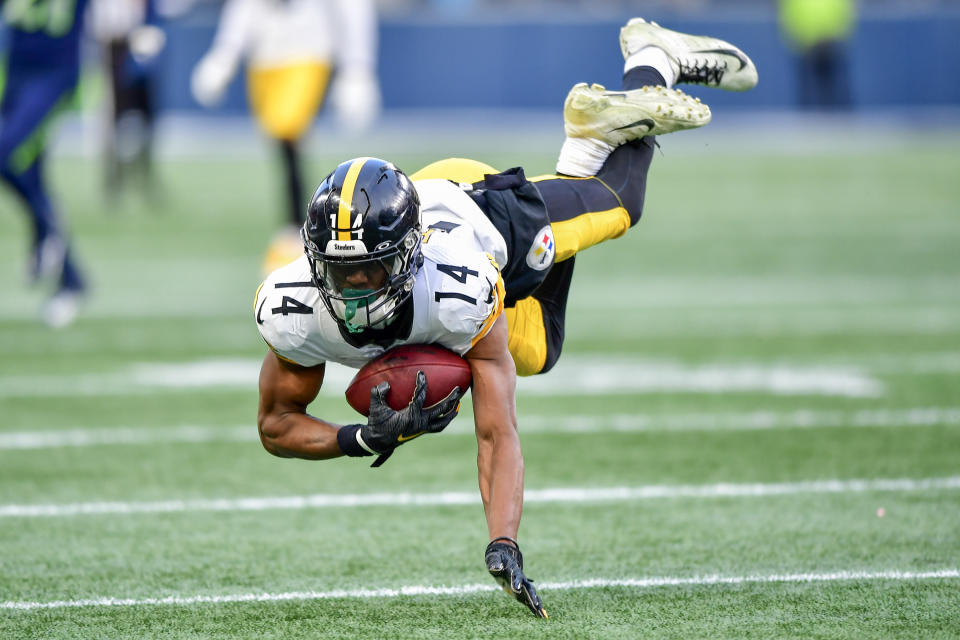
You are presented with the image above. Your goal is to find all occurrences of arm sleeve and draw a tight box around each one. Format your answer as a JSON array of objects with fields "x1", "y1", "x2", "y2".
[
  {"x1": 204, "y1": 0, "x2": 254, "y2": 71},
  {"x1": 328, "y1": 0, "x2": 377, "y2": 73}
]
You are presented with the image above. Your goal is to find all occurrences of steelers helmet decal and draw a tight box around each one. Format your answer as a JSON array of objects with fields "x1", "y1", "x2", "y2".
[{"x1": 302, "y1": 158, "x2": 422, "y2": 334}]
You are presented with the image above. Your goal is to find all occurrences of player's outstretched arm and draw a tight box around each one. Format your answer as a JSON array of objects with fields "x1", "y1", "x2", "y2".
[
  {"x1": 466, "y1": 316, "x2": 522, "y2": 539},
  {"x1": 257, "y1": 351, "x2": 342, "y2": 459},
  {"x1": 466, "y1": 316, "x2": 547, "y2": 617}
]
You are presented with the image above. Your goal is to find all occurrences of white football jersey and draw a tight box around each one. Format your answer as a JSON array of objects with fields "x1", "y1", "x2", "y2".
[
  {"x1": 207, "y1": 0, "x2": 376, "y2": 70},
  {"x1": 256, "y1": 180, "x2": 505, "y2": 368}
]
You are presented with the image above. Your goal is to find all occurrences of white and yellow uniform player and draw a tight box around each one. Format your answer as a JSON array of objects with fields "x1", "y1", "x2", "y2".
[
  {"x1": 251, "y1": 18, "x2": 760, "y2": 618},
  {"x1": 256, "y1": 179, "x2": 506, "y2": 367},
  {"x1": 191, "y1": 0, "x2": 380, "y2": 273}
]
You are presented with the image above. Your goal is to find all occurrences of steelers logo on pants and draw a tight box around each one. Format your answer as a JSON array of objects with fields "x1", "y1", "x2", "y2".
[{"x1": 525, "y1": 225, "x2": 555, "y2": 272}]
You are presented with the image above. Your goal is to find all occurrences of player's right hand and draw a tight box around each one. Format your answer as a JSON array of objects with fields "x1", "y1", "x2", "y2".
[
  {"x1": 331, "y1": 69, "x2": 381, "y2": 132},
  {"x1": 485, "y1": 538, "x2": 549, "y2": 618},
  {"x1": 358, "y1": 371, "x2": 462, "y2": 458},
  {"x1": 190, "y1": 53, "x2": 234, "y2": 108}
]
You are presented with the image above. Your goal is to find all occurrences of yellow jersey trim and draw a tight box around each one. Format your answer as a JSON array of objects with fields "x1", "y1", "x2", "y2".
[
  {"x1": 472, "y1": 272, "x2": 506, "y2": 347},
  {"x1": 254, "y1": 283, "x2": 264, "y2": 312}
]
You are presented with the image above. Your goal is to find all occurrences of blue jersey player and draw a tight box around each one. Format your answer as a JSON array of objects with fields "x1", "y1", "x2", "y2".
[{"x1": 1, "y1": 0, "x2": 89, "y2": 327}]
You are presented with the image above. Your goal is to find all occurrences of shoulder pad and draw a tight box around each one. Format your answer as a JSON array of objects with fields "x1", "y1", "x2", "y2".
[{"x1": 422, "y1": 247, "x2": 504, "y2": 354}]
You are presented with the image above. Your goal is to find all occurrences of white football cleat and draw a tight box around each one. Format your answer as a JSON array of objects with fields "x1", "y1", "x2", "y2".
[
  {"x1": 564, "y1": 82, "x2": 711, "y2": 145},
  {"x1": 42, "y1": 287, "x2": 85, "y2": 329},
  {"x1": 620, "y1": 18, "x2": 758, "y2": 92}
]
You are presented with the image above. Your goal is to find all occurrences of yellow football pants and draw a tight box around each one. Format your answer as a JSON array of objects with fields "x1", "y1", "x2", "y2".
[{"x1": 247, "y1": 61, "x2": 332, "y2": 141}]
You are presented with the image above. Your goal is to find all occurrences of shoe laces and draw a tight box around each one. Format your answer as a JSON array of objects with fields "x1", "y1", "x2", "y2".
[{"x1": 677, "y1": 58, "x2": 727, "y2": 86}]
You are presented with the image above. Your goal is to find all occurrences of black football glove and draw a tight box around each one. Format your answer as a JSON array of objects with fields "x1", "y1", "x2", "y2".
[
  {"x1": 485, "y1": 537, "x2": 548, "y2": 618},
  {"x1": 358, "y1": 371, "x2": 463, "y2": 466}
]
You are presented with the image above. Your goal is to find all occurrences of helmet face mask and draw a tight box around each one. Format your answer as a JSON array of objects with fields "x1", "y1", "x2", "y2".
[{"x1": 301, "y1": 158, "x2": 422, "y2": 334}]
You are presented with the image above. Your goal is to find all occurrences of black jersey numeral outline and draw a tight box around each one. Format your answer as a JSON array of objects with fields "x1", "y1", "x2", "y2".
[
  {"x1": 270, "y1": 281, "x2": 314, "y2": 316},
  {"x1": 436, "y1": 263, "x2": 479, "y2": 284},
  {"x1": 435, "y1": 291, "x2": 478, "y2": 304},
  {"x1": 434, "y1": 262, "x2": 481, "y2": 305}
]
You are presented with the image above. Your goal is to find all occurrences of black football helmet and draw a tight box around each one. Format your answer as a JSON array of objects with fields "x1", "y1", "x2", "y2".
[{"x1": 301, "y1": 157, "x2": 422, "y2": 334}]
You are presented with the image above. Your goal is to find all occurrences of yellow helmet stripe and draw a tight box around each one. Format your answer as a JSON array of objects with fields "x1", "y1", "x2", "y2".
[{"x1": 337, "y1": 158, "x2": 371, "y2": 241}]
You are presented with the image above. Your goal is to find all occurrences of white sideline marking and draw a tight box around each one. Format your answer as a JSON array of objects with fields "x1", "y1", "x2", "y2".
[
  {"x1": 2, "y1": 476, "x2": 958, "y2": 518},
  {"x1": 4, "y1": 407, "x2": 960, "y2": 450},
  {"x1": 2, "y1": 569, "x2": 957, "y2": 611},
  {"x1": 0, "y1": 358, "x2": 884, "y2": 398}
]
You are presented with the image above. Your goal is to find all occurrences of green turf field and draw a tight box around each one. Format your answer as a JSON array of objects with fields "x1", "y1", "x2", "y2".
[{"x1": 1, "y1": 124, "x2": 959, "y2": 639}]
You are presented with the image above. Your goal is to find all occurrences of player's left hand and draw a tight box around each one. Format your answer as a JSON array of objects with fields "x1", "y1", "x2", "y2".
[{"x1": 485, "y1": 537, "x2": 549, "y2": 618}]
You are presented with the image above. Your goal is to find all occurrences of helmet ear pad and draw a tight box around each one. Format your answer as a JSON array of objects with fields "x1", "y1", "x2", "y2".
[{"x1": 301, "y1": 158, "x2": 422, "y2": 334}]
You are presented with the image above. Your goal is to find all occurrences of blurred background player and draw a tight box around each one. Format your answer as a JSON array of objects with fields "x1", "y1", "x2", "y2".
[
  {"x1": 190, "y1": 0, "x2": 381, "y2": 274},
  {"x1": 89, "y1": 0, "x2": 167, "y2": 198},
  {"x1": 779, "y1": 0, "x2": 857, "y2": 110},
  {"x1": 1, "y1": 0, "x2": 90, "y2": 327}
]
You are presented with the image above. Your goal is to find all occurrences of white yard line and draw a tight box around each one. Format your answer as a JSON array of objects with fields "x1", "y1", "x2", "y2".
[
  {"x1": 3, "y1": 406, "x2": 959, "y2": 450},
  {"x1": 0, "y1": 358, "x2": 886, "y2": 398},
  {"x1": 2, "y1": 476, "x2": 958, "y2": 518},
  {"x1": 2, "y1": 568, "x2": 957, "y2": 611},
  {"x1": 5, "y1": 349, "x2": 960, "y2": 401}
]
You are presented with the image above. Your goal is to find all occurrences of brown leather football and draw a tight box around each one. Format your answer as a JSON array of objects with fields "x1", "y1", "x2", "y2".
[{"x1": 345, "y1": 344, "x2": 472, "y2": 416}]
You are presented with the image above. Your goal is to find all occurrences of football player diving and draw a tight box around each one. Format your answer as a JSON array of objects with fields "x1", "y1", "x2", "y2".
[{"x1": 255, "y1": 19, "x2": 758, "y2": 618}]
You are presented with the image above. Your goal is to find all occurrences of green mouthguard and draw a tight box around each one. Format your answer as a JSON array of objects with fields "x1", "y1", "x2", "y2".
[{"x1": 342, "y1": 289, "x2": 378, "y2": 333}]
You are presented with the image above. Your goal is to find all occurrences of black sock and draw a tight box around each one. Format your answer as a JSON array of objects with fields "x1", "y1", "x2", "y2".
[{"x1": 623, "y1": 66, "x2": 666, "y2": 91}]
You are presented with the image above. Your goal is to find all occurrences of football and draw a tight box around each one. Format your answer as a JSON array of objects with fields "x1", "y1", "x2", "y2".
[{"x1": 345, "y1": 344, "x2": 473, "y2": 416}]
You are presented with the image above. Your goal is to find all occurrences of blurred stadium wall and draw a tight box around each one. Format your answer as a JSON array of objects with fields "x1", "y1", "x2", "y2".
[{"x1": 152, "y1": 0, "x2": 959, "y2": 115}]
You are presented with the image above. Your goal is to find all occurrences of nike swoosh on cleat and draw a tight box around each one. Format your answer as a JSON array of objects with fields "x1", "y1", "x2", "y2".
[
  {"x1": 692, "y1": 48, "x2": 749, "y2": 71},
  {"x1": 611, "y1": 118, "x2": 655, "y2": 133}
]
